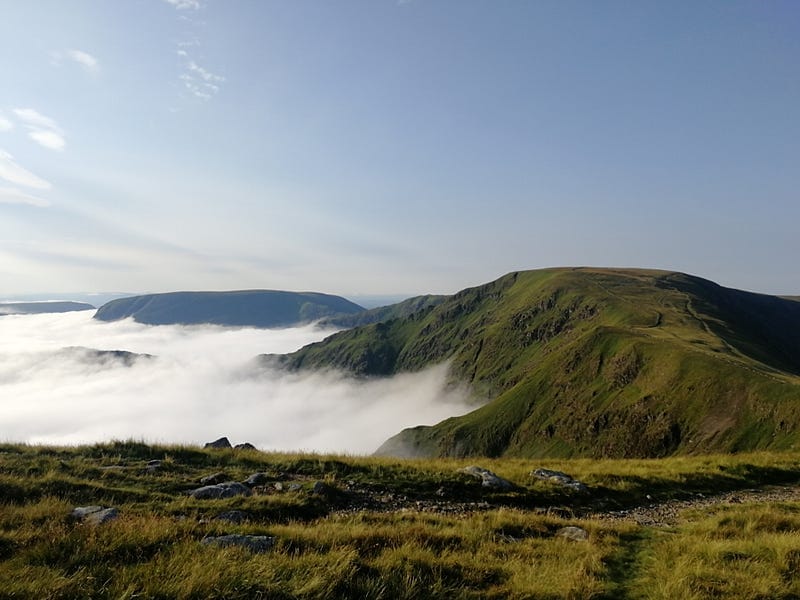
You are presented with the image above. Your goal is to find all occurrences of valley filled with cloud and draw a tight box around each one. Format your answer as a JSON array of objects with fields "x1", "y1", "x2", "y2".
[{"x1": 0, "y1": 312, "x2": 471, "y2": 453}]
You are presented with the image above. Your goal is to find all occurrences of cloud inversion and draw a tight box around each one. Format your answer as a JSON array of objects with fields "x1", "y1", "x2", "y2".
[{"x1": 0, "y1": 312, "x2": 473, "y2": 453}]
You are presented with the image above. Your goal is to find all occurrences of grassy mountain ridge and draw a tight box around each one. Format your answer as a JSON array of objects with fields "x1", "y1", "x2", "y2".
[
  {"x1": 280, "y1": 268, "x2": 800, "y2": 458},
  {"x1": 94, "y1": 290, "x2": 364, "y2": 328}
]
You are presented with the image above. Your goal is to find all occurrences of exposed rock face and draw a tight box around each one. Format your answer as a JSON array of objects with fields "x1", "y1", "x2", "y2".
[
  {"x1": 204, "y1": 437, "x2": 232, "y2": 449},
  {"x1": 556, "y1": 526, "x2": 589, "y2": 542},
  {"x1": 71, "y1": 506, "x2": 119, "y2": 525},
  {"x1": 532, "y1": 468, "x2": 588, "y2": 493},
  {"x1": 188, "y1": 482, "x2": 252, "y2": 500},
  {"x1": 201, "y1": 535, "x2": 275, "y2": 553},
  {"x1": 459, "y1": 466, "x2": 515, "y2": 490}
]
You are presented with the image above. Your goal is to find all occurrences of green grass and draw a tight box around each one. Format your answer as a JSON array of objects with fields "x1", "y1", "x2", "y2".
[{"x1": 2, "y1": 443, "x2": 800, "y2": 598}]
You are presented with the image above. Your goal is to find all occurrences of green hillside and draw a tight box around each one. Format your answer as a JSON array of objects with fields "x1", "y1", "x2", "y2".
[
  {"x1": 320, "y1": 294, "x2": 446, "y2": 328},
  {"x1": 280, "y1": 268, "x2": 800, "y2": 459}
]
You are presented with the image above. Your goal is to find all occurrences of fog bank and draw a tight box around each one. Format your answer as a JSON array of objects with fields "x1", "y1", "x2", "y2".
[{"x1": 0, "y1": 312, "x2": 472, "y2": 453}]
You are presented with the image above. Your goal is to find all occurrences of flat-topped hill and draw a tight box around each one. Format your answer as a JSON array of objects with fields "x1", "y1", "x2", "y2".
[{"x1": 94, "y1": 290, "x2": 364, "y2": 328}]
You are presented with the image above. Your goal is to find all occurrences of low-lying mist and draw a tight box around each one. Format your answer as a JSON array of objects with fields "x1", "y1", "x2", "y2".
[{"x1": 0, "y1": 312, "x2": 473, "y2": 453}]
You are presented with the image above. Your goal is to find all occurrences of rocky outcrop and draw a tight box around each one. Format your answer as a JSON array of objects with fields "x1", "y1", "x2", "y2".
[
  {"x1": 188, "y1": 482, "x2": 251, "y2": 500},
  {"x1": 532, "y1": 469, "x2": 588, "y2": 493},
  {"x1": 70, "y1": 506, "x2": 119, "y2": 525},
  {"x1": 200, "y1": 472, "x2": 228, "y2": 485},
  {"x1": 204, "y1": 437, "x2": 232, "y2": 449},
  {"x1": 459, "y1": 466, "x2": 514, "y2": 490}
]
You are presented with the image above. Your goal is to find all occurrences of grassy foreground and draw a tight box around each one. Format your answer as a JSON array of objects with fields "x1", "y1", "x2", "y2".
[{"x1": 2, "y1": 442, "x2": 800, "y2": 598}]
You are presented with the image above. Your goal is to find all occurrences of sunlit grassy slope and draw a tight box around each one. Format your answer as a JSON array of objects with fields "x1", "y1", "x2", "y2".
[
  {"x1": 280, "y1": 268, "x2": 800, "y2": 458},
  {"x1": 2, "y1": 442, "x2": 800, "y2": 599}
]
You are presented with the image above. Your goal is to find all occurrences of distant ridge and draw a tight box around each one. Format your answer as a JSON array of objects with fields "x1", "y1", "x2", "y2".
[
  {"x1": 94, "y1": 290, "x2": 364, "y2": 328},
  {"x1": 278, "y1": 267, "x2": 800, "y2": 459},
  {"x1": 0, "y1": 301, "x2": 95, "y2": 315}
]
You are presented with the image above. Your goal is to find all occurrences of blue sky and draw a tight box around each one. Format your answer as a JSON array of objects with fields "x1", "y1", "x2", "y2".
[{"x1": 1, "y1": 0, "x2": 798, "y2": 296}]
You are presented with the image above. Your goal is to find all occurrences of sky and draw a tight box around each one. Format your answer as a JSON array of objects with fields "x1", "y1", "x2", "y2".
[
  {"x1": 0, "y1": 311, "x2": 472, "y2": 451},
  {"x1": 1, "y1": 0, "x2": 798, "y2": 297}
]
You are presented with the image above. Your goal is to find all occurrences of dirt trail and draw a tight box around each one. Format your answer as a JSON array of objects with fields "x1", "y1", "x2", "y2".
[{"x1": 585, "y1": 484, "x2": 800, "y2": 527}]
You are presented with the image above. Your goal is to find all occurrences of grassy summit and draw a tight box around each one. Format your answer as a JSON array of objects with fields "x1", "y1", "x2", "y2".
[{"x1": 281, "y1": 268, "x2": 800, "y2": 458}]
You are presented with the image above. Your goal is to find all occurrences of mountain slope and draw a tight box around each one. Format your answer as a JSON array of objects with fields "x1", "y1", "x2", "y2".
[
  {"x1": 95, "y1": 290, "x2": 364, "y2": 328},
  {"x1": 280, "y1": 268, "x2": 800, "y2": 458},
  {"x1": 319, "y1": 295, "x2": 447, "y2": 328}
]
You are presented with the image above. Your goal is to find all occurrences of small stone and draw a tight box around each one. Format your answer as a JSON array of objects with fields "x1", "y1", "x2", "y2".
[
  {"x1": 273, "y1": 482, "x2": 284, "y2": 491},
  {"x1": 288, "y1": 483, "x2": 302, "y2": 492},
  {"x1": 200, "y1": 472, "x2": 228, "y2": 485},
  {"x1": 204, "y1": 437, "x2": 232, "y2": 449},
  {"x1": 71, "y1": 506, "x2": 119, "y2": 525},
  {"x1": 201, "y1": 535, "x2": 275, "y2": 553},
  {"x1": 244, "y1": 472, "x2": 269, "y2": 487},
  {"x1": 531, "y1": 468, "x2": 588, "y2": 493},
  {"x1": 459, "y1": 466, "x2": 514, "y2": 490},
  {"x1": 71, "y1": 506, "x2": 104, "y2": 520},
  {"x1": 556, "y1": 526, "x2": 589, "y2": 542},
  {"x1": 234, "y1": 442, "x2": 257, "y2": 451},
  {"x1": 311, "y1": 481, "x2": 328, "y2": 495},
  {"x1": 189, "y1": 482, "x2": 252, "y2": 500}
]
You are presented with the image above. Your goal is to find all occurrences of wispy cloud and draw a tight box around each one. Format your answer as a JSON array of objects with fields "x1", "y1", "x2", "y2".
[
  {"x1": 180, "y1": 58, "x2": 225, "y2": 100},
  {"x1": 66, "y1": 49, "x2": 99, "y2": 73},
  {"x1": 0, "y1": 187, "x2": 50, "y2": 208},
  {"x1": 0, "y1": 150, "x2": 52, "y2": 190},
  {"x1": 0, "y1": 114, "x2": 13, "y2": 132},
  {"x1": 165, "y1": 0, "x2": 201, "y2": 10},
  {"x1": 12, "y1": 108, "x2": 66, "y2": 151}
]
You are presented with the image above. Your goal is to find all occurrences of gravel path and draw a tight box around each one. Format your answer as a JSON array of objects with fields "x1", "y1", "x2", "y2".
[{"x1": 586, "y1": 485, "x2": 800, "y2": 527}]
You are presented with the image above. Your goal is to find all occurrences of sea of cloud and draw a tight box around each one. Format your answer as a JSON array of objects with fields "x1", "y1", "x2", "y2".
[{"x1": 0, "y1": 311, "x2": 473, "y2": 453}]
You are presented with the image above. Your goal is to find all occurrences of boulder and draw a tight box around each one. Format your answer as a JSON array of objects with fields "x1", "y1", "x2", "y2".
[
  {"x1": 201, "y1": 535, "x2": 275, "y2": 553},
  {"x1": 188, "y1": 482, "x2": 252, "y2": 500},
  {"x1": 200, "y1": 472, "x2": 228, "y2": 485},
  {"x1": 556, "y1": 526, "x2": 589, "y2": 542},
  {"x1": 71, "y1": 506, "x2": 119, "y2": 525},
  {"x1": 234, "y1": 442, "x2": 257, "y2": 451},
  {"x1": 145, "y1": 460, "x2": 162, "y2": 474},
  {"x1": 204, "y1": 437, "x2": 232, "y2": 449},
  {"x1": 459, "y1": 466, "x2": 515, "y2": 490},
  {"x1": 531, "y1": 468, "x2": 588, "y2": 493}
]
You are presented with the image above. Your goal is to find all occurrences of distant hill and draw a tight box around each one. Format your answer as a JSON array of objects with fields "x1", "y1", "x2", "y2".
[
  {"x1": 94, "y1": 290, "x2": 364, "y2": 328},
  {"x1": 278, "y1": 267, "x2": 800, "y2": 459},
  {"x1": 0, "y1": 301, "x2": 95, "y2": 315}
]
